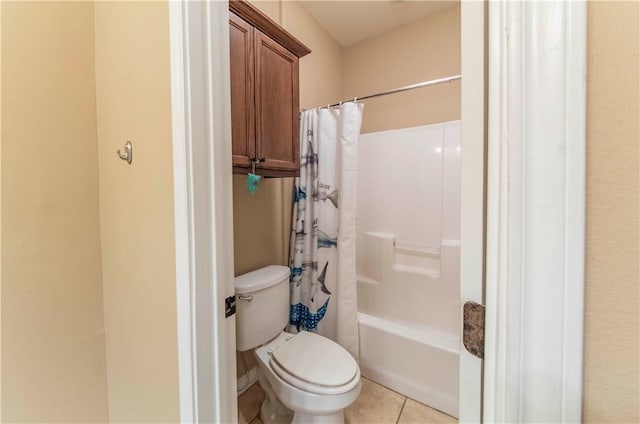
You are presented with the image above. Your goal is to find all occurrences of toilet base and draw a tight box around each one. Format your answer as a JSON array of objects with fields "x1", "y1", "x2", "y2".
[
  {"x1": 260, "y1": 397, "x2": 294, "y2": 424},
  {"x1": 259, "y1": 368, "x2": 293, "y2": 424},
  {"x1": 260, "y1": 398, "x2": 345, "y2": 424},
  {"x1": 291, "y1": 411, "x2": 344, "y2": 424}
]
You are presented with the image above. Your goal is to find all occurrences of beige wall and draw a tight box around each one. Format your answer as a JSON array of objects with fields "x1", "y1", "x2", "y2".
[
  {"x1": 233, "y1": 0, "x2": 344, "y2": 276},
  {"x1": 282, "y1": 0, "x2": 344, "y2": 110},
  {"x1": 249, "y1": 0, "x2": 280, "y2": 23},
  {"x1": 343, "y1": 4, "x2": 460, "y2": 134},
  {"x1": 583, "y1": 2, "x2": 639, "y2": 422},
  {"x1": 233, "y1": 177, "x2": 290, "y2": 275},
  {"x1": 94, "y1": 2, "x2": 179, "y2": 422},
  {"x1": 0, "y1": 2, "x2": 109, "y2": 422}
]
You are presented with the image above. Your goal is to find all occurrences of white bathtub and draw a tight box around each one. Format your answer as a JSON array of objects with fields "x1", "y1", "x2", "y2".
[
  {"x1": 357, "y1": 312, "x2": 459, "y2": 418},
  {"x1": 355, "y1": 233, "x2": 460, "y2": 418}
]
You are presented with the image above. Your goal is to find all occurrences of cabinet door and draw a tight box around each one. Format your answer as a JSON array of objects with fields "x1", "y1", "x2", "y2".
[
  {"x1": 254, "y1": 30, "x2": 300, "y2": 175},
  {"x1": 229, "y1": 12, "x2": 255, "y2": 170}
]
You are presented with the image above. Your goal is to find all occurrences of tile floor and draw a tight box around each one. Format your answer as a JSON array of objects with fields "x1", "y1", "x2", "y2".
[{"x1": 238, "y1": 377, "x2": 457, "y2": 424}]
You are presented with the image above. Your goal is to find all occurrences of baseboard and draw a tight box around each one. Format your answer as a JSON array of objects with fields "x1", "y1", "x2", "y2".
[{"x1": 237, "y1": 365, "x2": 258, "y2": 396}]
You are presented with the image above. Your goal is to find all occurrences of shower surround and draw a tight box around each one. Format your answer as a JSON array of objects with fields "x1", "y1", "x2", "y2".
[{"x1": 356, "y1": 121, "x2": 461, "y2": 417}]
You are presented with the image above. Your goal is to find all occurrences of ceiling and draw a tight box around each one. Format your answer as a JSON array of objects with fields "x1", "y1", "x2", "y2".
[{"x1": 298, "y1": 1, "x2": 458, "y2": 47}]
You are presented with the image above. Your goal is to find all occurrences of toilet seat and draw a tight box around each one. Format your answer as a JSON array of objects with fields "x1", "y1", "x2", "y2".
[{"x1": 269, "y1": 331, "x2": 359, "y2": 395}]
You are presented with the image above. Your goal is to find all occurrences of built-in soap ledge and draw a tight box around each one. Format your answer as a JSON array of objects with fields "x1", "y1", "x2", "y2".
[
  {"x1": 358, "y1": 232, "x2": 441, "y2": 280},
  {"x1": 357, "y1": 274, "x2": 381, "y2": 285},
  {"x1": 393, "y1": 240, "x2": 440, "y2": 278}
]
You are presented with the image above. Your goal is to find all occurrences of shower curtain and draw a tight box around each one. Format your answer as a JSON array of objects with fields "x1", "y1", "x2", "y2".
[{"x1": 289, "y1": 102, "x2": 363, "y2": 359}]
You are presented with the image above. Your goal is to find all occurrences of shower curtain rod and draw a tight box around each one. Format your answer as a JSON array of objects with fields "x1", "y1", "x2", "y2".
[{"x1": 317, "y1": 74, "x2": 461, "y2": 110}]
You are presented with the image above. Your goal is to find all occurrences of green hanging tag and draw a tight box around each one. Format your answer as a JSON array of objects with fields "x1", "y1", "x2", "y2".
[{"x1": 246, "y1": 173, "x2": 261, "y2": 194}]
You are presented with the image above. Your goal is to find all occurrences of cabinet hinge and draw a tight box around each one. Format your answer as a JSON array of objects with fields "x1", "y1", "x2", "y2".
[
  {"x1": 225, "y1": 295, "x2": 237, "y2": 318},
  {"x1": 463, "y1": 301, "x2": 485, "y2": 359}
]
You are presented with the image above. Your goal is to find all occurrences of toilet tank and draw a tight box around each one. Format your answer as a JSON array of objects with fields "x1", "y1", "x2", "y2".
[{"x1": 235, "y1": 265, "x2": 290, "y2": 351}]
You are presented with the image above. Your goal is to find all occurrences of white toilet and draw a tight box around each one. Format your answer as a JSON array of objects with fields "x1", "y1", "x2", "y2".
[{"x1": 235, "y1": 265, "x2": 361, "y2": 424}]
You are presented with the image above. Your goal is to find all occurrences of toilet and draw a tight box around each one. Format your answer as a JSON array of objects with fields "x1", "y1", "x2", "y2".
[{"x1": 235, "y1": 265, "x2": 361, "y2": 424}]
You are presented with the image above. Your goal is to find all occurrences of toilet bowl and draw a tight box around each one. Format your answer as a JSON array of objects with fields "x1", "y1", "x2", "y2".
[
  {"x1": 255, "y1": 331, "x2": 361, "y2": 424},
  {"x1": 235, "y1": 266, "x2": 361, "y2": 424}
]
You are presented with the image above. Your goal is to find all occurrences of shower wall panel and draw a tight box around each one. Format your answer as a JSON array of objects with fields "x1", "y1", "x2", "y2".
[{"x1": 356, "y1": 121, "x2": 461, "y2": 417}]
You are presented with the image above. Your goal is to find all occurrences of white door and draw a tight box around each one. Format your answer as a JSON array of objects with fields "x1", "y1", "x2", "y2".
[{"x1": 459, "y1": 1, "x2": 485, "y2": 422}]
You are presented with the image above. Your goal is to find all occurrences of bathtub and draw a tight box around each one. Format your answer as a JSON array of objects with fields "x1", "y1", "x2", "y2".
[
  {"x1": 357, "y1": 312, "x2": 459, "y2": 418},
  {"x1": 355, "y1": 233, "x2": 460, "y2": 418}
]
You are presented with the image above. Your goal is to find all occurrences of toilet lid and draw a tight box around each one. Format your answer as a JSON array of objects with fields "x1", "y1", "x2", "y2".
[{"x1": 270, "y1": 331, "x2": 359, "y2": 392}]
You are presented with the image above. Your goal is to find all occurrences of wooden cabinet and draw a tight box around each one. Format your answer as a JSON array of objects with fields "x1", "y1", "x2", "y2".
[
  {"x1": 229, "y1": 11, "x2": 255, "y2": 170},
  {"x1": 229, "y1": 0, "x2": 310, "y2": 177}
]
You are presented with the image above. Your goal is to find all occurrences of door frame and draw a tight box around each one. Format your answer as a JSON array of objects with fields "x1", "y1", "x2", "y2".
[
  {"x1": 483, "y1": 1, "x2": 586, "y2": 422},
  {"x1": 168, "y1": 1, "x2": 237, "y2": 423},
  {"x1": 168, "y1": 0, "x2": 587, "y2": 422}
]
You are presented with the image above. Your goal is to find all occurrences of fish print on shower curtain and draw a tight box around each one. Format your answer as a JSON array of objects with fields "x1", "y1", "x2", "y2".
[{"x1": 288, "y1": 103, "x2": 363, "y2": 359}]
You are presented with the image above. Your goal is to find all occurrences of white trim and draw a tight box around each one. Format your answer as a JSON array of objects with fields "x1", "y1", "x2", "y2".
[
  {"x1": 0, "y1": 2, "x2": 3, "y2": 416},
  {"x1": 483, "y1": 2, "x2": 586, "y2": 422},
  {"x1": 169, "y1": 1, "x2": 238, "y2": 423},
  {"x1": 459, "y1": 1, "x2": 485, "y2": 422},
  {"x1": 169, "y1": 2, "x2": 196, "y2": 421}
]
